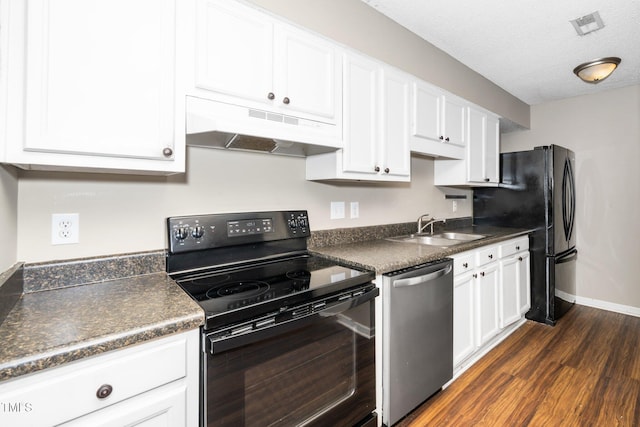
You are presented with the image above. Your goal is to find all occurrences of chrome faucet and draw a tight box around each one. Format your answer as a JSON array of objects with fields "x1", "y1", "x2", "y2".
[
  {"x1": 417, "y1": 214, "x2": 446, "y2": 235},
  {"x1": 417, "y1": 213, "x2": 432, "y2": 234}
]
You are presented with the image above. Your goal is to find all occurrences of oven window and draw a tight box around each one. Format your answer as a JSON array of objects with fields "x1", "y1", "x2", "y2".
[{"x1": 205, "y1": 302, "x2": 375, "y2": 427}]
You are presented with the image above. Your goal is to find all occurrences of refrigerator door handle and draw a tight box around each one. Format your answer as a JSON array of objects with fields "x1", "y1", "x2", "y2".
[
  {"x1": 562, "y1": 157, "x2": 576, "y2": 243},
  {"x1": 556, "y1": 248, "x2": 578, "y2": 264}
]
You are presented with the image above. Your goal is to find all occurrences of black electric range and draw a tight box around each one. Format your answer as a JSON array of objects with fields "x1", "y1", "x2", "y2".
[
  {"x1": 166, "y1": 210, "x2": 375, "y2": 331},
  {"x1": 166, "y1": 210, "x2": 379, "y2": 427}
]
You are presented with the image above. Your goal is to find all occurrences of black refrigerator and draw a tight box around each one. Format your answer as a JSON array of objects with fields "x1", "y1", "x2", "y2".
[{"x1": 474, "y1": 145, "x2": 577, "y2": 325}]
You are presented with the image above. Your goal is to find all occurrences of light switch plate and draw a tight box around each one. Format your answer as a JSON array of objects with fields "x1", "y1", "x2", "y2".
[
  {"x1": 330, "y1": 202, "x2": 345, "y2": 219},
  {"x1": 350, "y1": 202, "x2": 359, "y2": 219}
]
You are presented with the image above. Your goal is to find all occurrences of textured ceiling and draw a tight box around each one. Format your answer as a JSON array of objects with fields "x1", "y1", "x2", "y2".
[{"x1": 361, "y1": 0, "x2": 640, "y2": 105}]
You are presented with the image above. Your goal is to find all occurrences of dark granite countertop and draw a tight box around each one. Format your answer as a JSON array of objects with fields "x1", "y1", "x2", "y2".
[
  {"x1": 310, "y1": 225, "x2": 531, "y2": 274},
  {"x1": 0, "y1": 272, "x2": 204, "y2": 382}
]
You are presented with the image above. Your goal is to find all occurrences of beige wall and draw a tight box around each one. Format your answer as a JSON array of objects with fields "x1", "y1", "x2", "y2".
[
  {"x1": 0, "y1": 164, "x2": 18, "y2": 271},
  {"x1": 247, "y1": 0, "x2": 530, "y2": 129},
  {"x1": 501, "y1": 85, "x2": 640, "y2": 309},
  {"x1": 16, "y1": 150, "x2": 471, "y2": 263}
]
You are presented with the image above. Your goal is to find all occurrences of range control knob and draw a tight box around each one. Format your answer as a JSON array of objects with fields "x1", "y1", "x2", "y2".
[
  {"x1": 174, "y1": 227, "x2": 189, "y2": 241},
  {"x1": 191, "y1": 226, "x2": 205, "y2": 239},
  {"x1": 288, "y1": 220, "x2": 297, "y2": 229}
]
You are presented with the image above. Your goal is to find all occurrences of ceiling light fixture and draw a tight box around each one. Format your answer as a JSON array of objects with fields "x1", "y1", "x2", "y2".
[{"x1": 573, "y1": 57, "x2": 621, "y2": 84}]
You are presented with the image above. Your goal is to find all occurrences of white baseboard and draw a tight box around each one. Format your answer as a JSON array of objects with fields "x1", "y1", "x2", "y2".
[{"x1": 575, "y1": 296, "x2": 640, "y2": 318}]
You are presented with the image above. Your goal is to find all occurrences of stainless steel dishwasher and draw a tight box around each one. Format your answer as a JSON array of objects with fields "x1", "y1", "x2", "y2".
[{"x1": 381, "y1": 258, "x2": 453, "y2": 426}]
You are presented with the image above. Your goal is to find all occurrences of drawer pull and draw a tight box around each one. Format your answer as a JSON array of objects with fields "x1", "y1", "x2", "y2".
[
  {"x1": 516, "y1": 245, "x2": 520, "y2": 250},
  {"x1": 518, "y1": 256, "x2": 523, "y2": 261},
  {"x1": 473, "y1": 273, "x2": 478, "y2": 278},
  {"x1": 463, "y1": 262, "x2": 468, "y2": 268},
  {"x1": 488, "y1": 254, "x2": 493, "y2": 259},
  {"x1": 480, "y1": 272, "x2": 485, "y2": 277},
  {"x1": 96, "y1": 384, "x2": 113, "y2": 399}
]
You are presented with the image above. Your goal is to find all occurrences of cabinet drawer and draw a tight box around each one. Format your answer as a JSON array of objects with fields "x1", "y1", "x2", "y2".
[
  {"x1": 452, "y1": 252, "x2": 475, "y2": 276},
  {"x1": 476, "y1": 245, "x2": 498, "y2": 267},
  {"x1": 0, "y1": 333, "x2": 188, "y2": 426},
  {"x1": 499, "y1": 237, "x2": 529, "y2": 258}
]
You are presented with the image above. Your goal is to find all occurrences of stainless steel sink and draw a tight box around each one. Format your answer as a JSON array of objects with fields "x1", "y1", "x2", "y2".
[
  {"x1": 386, "y1": 231, "x2": 487, "y2": 247},
  {"x1": 432, "y1": 232, "x2": 486, "y2": 241}
]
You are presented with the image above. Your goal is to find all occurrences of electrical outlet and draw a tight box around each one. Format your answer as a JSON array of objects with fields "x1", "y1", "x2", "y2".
[{"x1": 52, "y1": 213, "x2": 79, "y2": 245}]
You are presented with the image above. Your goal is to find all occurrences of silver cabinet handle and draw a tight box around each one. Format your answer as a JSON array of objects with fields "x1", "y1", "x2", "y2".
[
  {"x1": 162, "y1": 147, "x2": 173, "y2": 158},
  {"x1": 393, "y1": 265, "x2": 452, "y2": 288}
]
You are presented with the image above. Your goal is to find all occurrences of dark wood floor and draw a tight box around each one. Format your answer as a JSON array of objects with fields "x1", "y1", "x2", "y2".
[{"x1": 396, "y1": 305, "x2": 640, "y2": 427}]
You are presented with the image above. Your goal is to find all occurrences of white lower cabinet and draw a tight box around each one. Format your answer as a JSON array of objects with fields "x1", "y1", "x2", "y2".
[
  {"x1": 475, "y1": 259, "x2": 500, "y2": 346},
  {"x1": 0, "y1": 330, "x2": 199, "y2": 427},
  {"x1": 499, "y1": 255, "x2": 522, "y2": 328},
  {"x1": 498, "y1": 236, "x2": 531, "y2": 319},
  {"x1": 451, "y1": 236, "x2": 530, "y2": 373},
  {"x1": 453, "y1": 271, "x2": 475, "y2": 366},
  {"x1": 61, "y1": 382, "x2": 187, "y2": 426}
]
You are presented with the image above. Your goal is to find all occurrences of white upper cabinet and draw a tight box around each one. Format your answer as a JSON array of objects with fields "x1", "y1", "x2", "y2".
[
  {"x1": 306, "y1": 54, "x2": 410, "y2": 182},
  {"x1": 194, "y1": 0, "x2": 273, "y2": 106},
  {"x1": 467, "y1": 108, "x2": 499, "y2": 184},
  {"x1": 193, "y1": 0, "x2": 340, "y2": 125},
  {"x1": 341, "y1": 53, "x2": 379, "y2": 175},
  {"x1": 0, "y1": 0, "x2": 187, "y2": 174},
  {"x1": 433, "y1": 105, "x2": 500, "y2": 187},
  {"x1": 379, "y1": 67, "x2": 412, "y2": 178},
  {"x1": 410, "y1": 81, "x2": 466, "y2": 159}
]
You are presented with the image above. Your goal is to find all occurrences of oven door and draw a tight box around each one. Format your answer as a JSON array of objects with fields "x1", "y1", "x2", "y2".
[{"x1": 203, "y1": 290, "x2": 378, "y2": 427}]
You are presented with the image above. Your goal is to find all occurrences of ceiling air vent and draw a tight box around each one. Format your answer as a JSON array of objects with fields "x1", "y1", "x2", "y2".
[{"x1": 570, "y1": 11, "x2": 605, "y2": 36}]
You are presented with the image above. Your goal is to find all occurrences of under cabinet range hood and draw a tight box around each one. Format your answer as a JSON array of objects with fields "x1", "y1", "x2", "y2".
[{"x1": 185, "y1": 96, "x2": 343, "y2": 157}]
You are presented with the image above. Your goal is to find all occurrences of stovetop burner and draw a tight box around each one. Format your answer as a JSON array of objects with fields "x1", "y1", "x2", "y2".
[{"x1": 208, "y1": 281, "x2": 271, "y2": 299}]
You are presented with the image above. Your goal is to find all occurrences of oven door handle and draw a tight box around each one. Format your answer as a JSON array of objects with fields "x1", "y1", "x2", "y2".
[{"x1": 207, "y1": 287, "x2": 379, "y2": 355}]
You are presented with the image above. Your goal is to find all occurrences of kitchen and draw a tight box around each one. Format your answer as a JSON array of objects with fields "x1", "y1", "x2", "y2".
[{"x1": 1, "y1": 0, "x2": 639, "y2": 425}]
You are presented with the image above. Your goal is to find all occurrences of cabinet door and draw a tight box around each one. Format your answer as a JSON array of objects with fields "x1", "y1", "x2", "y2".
[
  {"x1": 379, "y1": 67, "x2": 411, "y2": 178},
  {"x1": 275, "y1": 25, "x2": 339, "y2": 122},
  {"x1": 24, "y1": 0, "x2": 179, "y2": 161},
  {"x1": 518, "y1": 251, "x2": 531, "y2": 315},
  {"x1": 342, "y1": 53, "x2": 378, "y2": 175},
  {"x1": 61, "y1": 383, "x2": 188, "y2": 427},
  {"x1": 442, "y1": 95, "x2": 466, "y2": 147},
  {"x1": 484, "y1": 114, "x2": 500, "y2": 183},
  {"x1": 476, "y1": 263, "x2": 500, "y2": 346},
  {"x1": 499, "y1": 256, "x2": 521, "y2": 328},
  {"x1": 195, "y1": 0, "x2": 273, "y2": 104},
  {"x1": 412, "y1": 82, "x2": 441, "y2": 141},
  {"x1": 454, "y1": 272, "x2": 476, "y2": 367},
  {"x1": 467, "y1": 107, "x2": 486, "y2": 183}
]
